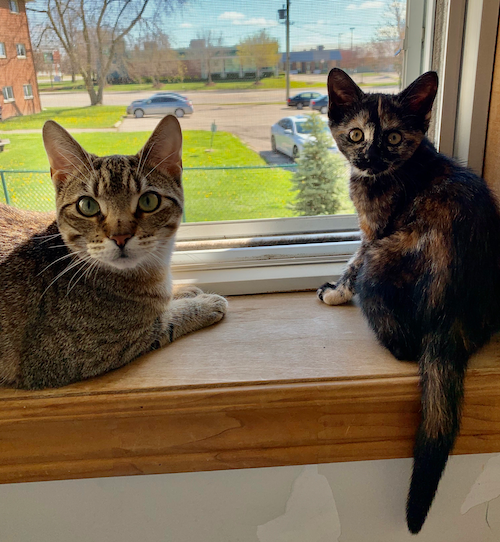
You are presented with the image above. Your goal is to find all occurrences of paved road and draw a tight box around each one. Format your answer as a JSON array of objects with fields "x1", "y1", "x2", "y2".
[{"x1": 38, "y1": 82, "x2": 398, "y2": 157}]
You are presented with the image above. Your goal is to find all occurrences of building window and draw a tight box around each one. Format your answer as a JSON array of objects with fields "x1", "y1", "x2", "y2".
[
  {"x1": 16, "y1": 44, "x2": 26, "y2": 58},
  {"x1": 2, "y1": 87, "x2": 14, "y2": 102},
  {"x1": 0, "y1": 43, "x2": 6, "y2": 58},
  {"x1": 23, "y1": 84, "x2": 33, "y2": 99},
  {"x1": 9, "y1": 0, "x2": 19, "y2": 13}
]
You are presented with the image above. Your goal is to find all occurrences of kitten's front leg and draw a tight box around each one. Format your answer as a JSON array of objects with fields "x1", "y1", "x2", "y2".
[
  {"x1": 159, "y1": 293, "x2": 228, "y2": 346},
  {"x1": 317, "y1": 247, "x2": 365, "y2": 305}
]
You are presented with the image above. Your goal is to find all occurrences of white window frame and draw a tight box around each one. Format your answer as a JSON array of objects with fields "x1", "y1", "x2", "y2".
[
  {"x1": 0, "y1": 42, "x2": 6, "y2": 58},
  {"x1": 23, "y1": 84, "x2": 33, "y2": 99},
  {"x1": 2, "y1": 86, "x2": 14, "y2": 102},
  {"x1": 9, "y1": 0, "x2": 19, "y2": 13},
  {"x1": 166, "y1": 0, "x2": 497, "y2": 296},
  {"x1": 16, "y1": 43, "x2": 26, "y2": 58}
]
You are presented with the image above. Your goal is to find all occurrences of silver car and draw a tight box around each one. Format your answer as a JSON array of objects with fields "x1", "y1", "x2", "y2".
[
  {"x1": 127, "y1": 95, "x2": 194, "y2": 118},
  {"x1": 271, "y1": 115, "x2": 338, "y2": 160}
]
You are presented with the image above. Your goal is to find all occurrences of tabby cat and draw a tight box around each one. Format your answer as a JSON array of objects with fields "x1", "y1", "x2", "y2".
[
  {"x1": 0, "y1": 115, "x2": 227, "y2": 390},
  {"x1": 317, "y1": 69, "x2": 500, "y2": 533}
]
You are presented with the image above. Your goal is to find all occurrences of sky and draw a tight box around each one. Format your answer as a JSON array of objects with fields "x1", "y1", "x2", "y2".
[{"x1": 162, "y1": 0, "x2": 405, "y2": 52}]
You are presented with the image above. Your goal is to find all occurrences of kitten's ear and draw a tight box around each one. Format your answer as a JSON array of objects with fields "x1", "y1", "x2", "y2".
[
  {"x1": 43, "y1": 120, "x2": 92, "y2": 188},
  {"x1": 138, "y1": 115, "x2": 183, "y2": 180},
  {"x1": 327, "y1": 68, "x2": 364, "y2": 122},
  {"x1": 398, "y1": 71, "x2": 438, "y2": 120}
]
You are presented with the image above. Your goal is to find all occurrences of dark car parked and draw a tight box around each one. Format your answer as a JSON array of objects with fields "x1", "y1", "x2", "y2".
[
  {"x1": 287, "y1": 91, "x2": 323, "y2": 109},
  {"x1": 310, "y1": 95, "x2": 328, "y2": 114}
]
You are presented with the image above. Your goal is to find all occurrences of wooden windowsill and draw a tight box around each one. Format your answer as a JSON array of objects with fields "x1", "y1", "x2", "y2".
[{"x1": 1, "y1": 291, "x2": 500, "y2": 485}]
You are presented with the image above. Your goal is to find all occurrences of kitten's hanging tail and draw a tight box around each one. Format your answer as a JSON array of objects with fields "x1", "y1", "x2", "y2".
[{"x1": 406, "y1": 336, "x2": 467, "y2": 534}]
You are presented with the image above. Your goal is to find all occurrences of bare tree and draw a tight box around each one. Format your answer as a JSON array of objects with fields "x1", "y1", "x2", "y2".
[
  {"x1": 28, "y1": 0, "x2": 186, "y2": 105},
  {"x1": 127, "y1": 31, "x2": 177, "y2": 87},
  {"x1": 191, "y1": 31, "x2": 223, "y2": 85},
  {"x1": 237, "y1": 30, "x2": 280, "y2": 84},
  {"x1": 372, "y1": 0, "x2": 405, "y2": 84}
]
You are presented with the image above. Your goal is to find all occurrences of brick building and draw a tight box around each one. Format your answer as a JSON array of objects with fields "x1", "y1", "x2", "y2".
[{"x1": 0, "y1": 0, "x2": 41, "y2": 120}]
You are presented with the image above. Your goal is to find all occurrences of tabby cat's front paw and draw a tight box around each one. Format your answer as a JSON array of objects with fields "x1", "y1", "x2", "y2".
[
  {"x1": 317, "y1": 282, "x2": 353, "y2": 305},
  {"x1": 196, "y1": 293, "x2": 228, "y2": 326}
]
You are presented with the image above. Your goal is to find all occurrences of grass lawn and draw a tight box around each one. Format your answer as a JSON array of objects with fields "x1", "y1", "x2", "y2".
[
  {"x1": 38, "y1": 76, "x2": 321, "y2": 94},
  {"x1": 0, "y1": 131, "x2": 310, "y2": 221},
  {"x1": 0, "y1": 106, "x2": 126, "y2": 131}
]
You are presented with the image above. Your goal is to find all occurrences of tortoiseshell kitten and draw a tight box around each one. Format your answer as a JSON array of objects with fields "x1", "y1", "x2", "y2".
[
  {"x1": 0, "y1": 116, "x2": 227, "y2": 390},
  {"x1": 317, "y1": 69, "x2": 500, "y2": 533}
]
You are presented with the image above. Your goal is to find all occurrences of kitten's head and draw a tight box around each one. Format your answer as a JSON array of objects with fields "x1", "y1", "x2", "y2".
[
  {"x1": 43, "y1": 115, "x2": 183, "y2": 272},
  {"x1": 327, "y1": 69, "x2": 438, "y2": 177}
]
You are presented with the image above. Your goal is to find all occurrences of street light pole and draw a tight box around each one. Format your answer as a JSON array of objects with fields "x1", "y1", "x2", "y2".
[{"x1": 350, "y1": 27, "x2": 355, "y2": 50}]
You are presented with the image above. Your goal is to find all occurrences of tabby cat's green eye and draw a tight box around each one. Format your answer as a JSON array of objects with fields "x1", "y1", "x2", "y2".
[
  {"x1": 77, "y1": 197, "x2": 100, "y2": 217},
  {"x1": 138, "y1": 192, "x2": 160, "y2": 213},
  {"x1": 349, "y1": 128, "x2": 364, "y2": 143},
  {"x1": 387, "y1": 131, "x2": 402, "y2": 145}
]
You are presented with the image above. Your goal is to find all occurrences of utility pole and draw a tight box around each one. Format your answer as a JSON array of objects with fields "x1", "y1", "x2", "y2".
[
  {"x1": 278, "y1": 2, "x2": 291, "y2": 101},
  {"x1": 350, "y1": 27, "x2": 355, "y2": 50},
  {"x1": 286, "y1": 0, "x2": 290, "y2": 101},
  {"x1": 338, "y1": 33, "x2": 343, "y2": 50}
]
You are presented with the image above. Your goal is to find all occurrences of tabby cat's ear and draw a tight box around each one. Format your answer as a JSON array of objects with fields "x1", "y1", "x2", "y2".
[
  {"x1": 43, "y1": 120, "x2": 92, "y2": 188},
  {"x1": 398, "y1": 71, "x2": 438, "y2": 121},
  {"x1": 138, "y1": 115, "x2": 183, "y2": 180},
  {"x1": 327, "y1": 68, "x2": 364, "y2": 122}
]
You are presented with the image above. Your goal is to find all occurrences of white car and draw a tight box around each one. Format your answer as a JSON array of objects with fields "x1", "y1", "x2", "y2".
[{"x1": 271, "y1": 115, "x2": 338, "y2": 160}]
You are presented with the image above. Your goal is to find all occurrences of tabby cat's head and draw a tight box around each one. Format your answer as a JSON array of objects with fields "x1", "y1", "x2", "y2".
[
  {"x1": 327, "y1": 69, "x2": 438, "y2": 177},
  {"x1": 43, "y1": 115, "x2": 183, "y2": 271}
]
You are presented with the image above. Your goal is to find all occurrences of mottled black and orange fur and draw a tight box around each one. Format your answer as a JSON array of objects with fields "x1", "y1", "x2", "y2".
[{"x1": 318, "y1": 69, "x2": 500, "y2": 534}]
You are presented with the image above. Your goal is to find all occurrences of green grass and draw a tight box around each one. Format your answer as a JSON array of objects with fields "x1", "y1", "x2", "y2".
[
  {"x1": 37, "y1": 76, "x2": 322, "y2": 93},
  {"x1": 0, "y1": 131, "x2": 306, "y2": 221},
  {"x1": 0, "y1": 106, "x2": 126, "y2": 131}
]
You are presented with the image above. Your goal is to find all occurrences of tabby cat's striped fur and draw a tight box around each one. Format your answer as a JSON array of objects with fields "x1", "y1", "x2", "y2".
[
  {"x1": 318, "y1": 69, "x2": 500, "y2": 533},
  {"x1": 0, "y1": 115, "x2": 227, "y2": 390}
]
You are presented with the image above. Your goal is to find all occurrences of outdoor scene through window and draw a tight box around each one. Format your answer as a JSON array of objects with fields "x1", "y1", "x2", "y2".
[{"x1": 1, "y1": 0, "x2": 406, "y2": 222}]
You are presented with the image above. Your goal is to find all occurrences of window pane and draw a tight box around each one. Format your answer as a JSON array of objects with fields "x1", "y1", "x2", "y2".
[
  {"x1": 22, "y1": 0, "x2": 409, "y2": 223},
  {"x1": 0, "y1": 43, "x2": 5, "y2": 57}
]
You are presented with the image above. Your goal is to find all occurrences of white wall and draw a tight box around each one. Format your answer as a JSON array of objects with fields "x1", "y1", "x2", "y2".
[{"x1": 0, "y1": 453, "x2": 499, "y2": 541}]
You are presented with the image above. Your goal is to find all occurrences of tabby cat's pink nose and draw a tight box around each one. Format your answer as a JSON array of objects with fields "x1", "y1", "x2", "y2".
[{"x1": 110, "y1": 233, "x2": 132, "y2": 248}]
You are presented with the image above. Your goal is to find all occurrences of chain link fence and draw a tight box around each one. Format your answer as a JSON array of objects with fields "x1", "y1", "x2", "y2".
[{"x1": 0, "y1": 166, "x2": 303, "y2": 222}]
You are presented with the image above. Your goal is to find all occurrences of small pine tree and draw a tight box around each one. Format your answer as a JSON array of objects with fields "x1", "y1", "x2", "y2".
[{"x1": 290, "y1": 113, "x2": 345, "y2": 216}]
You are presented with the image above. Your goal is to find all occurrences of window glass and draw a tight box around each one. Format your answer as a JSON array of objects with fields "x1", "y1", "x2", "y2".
[
  {"x1": 2, "y1": 87, "x2": 14, "y2": 101},
  {"x1": 9, "y1": 0, "x2": 19, "y2": 14},
  {"x1": 0, "y1": 43, "x2": 5, "y2": 57},
  {"x1": 23, "y1": 84, "x2": 33, "y2": 98},
  {"x1": 16, "y1": 43, "x2": 26, "y2": 57},
  {"x1": 22, "y1": 0, "x2": 407, "y2": 224}
]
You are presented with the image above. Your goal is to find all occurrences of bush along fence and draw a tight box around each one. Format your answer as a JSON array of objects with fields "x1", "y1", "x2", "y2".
[{"x1": 0, "y1": 165, "x2": 300, "y2": 223}]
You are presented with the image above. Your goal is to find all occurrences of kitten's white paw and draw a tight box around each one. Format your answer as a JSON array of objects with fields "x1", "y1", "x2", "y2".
[
  {"x1": 317, "y1": 282, "x2": 353, "y2": 306},
  {"x1": 172, "y1": 285, "x2": 204, "y2": 299}
]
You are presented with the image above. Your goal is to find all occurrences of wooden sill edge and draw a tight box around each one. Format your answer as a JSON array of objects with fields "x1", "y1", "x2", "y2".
[{"x1": 0, "y1": 369, "x2": 499, "y2": 485}]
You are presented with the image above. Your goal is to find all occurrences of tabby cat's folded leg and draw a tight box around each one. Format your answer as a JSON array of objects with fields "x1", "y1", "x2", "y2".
[
  {"x1": 172, "y1": 284, "x2": 204, "y2": 299},
  {"x1": 317, "y1": 247, "x2": 364, "y2": 305},
  {"x1": 159, "y1": 293, "x2": 228, "y2": 346}
]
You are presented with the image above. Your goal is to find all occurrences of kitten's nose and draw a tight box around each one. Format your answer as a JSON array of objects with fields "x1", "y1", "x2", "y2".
[{"x1": 110, "y1": 233, "x2": 132, "y2": 248}]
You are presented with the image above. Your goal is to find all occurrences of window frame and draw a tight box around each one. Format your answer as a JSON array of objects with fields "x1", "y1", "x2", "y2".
[
  {"x1": 0, "y1": 42, "x2": 6, "y2": 58},
  {"x1": 2, "y1": 86, "x2": 14, "y2": 102},
  {"x1": 23, "y1": 84, "x2": 33, "y2": 99},
  {"x1": 16, "y1": 43, "x2": 26, "y2": 58},
  {"x1": 9, "y1": 0, "x2": 19, "y2": 14}
]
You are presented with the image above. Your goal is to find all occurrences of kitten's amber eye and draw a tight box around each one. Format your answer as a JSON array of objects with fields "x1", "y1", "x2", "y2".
[
  {"x1": 387, "y1": 131, "x2": 402, "y2": 145},
  {"x1": 348, "y1": 128, "x2": 364, "y2": 143},
  {"x1": 138, "y1": 192, "x2": 160, "y2": 213},
  {"x1": 77, "y1": 197, "x2": 100, "y2": 217}
]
